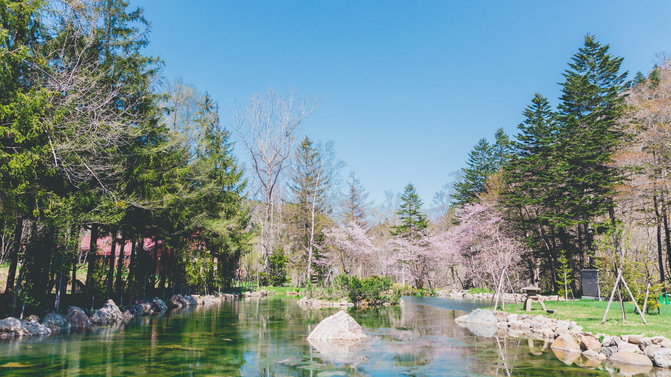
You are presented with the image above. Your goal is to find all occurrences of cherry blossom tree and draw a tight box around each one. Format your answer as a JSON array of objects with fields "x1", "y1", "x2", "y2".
[
  {"x1": 447, "y1": 203, "x2": 526, "y2": 289},
  {"x1": 321, "y1": 222, "x2": 374, "y2": 277}
]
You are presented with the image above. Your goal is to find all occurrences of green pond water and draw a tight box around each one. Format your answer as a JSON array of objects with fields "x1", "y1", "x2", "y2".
[{"x1": 0, "y1": 296, "x2": 649, "y2": 376}]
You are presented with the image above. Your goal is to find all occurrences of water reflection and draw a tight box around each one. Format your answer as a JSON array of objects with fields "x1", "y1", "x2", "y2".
[{"x1": 0, "y1": 296, "x2": 644, "y2": 376}]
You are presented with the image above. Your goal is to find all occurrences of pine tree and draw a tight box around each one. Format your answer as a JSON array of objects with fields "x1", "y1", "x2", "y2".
[
  {"x1": 341, "y1": 171, "x2": 371, "y2": 229},
  {"x1": 452, "y1": 138, "x2": 498, "y2": 206},
  {"x1": 288, "y1": 136, "x2": 332, "y2": 283},
  {"x1": 503, "y1": 94, "x2": 561, "y2": 268},
  {"x1": 391, "y1": 183, "x2": 428, "y2": 239},
  {"x1": 555, "y1": 34, "x2": 628, "y2": 265}
]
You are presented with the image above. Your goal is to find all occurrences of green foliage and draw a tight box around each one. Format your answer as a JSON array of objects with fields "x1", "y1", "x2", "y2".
[
  {"x1": 265, "y1": 247, "x2": 289, "y2": 287},
  {"x1": 556, "y1": 251, "x2": 573, "y2": 300},
  {"x1": 347, "y1": 275, "x2": 393, "y2": 303},
  {"x1": 468, "y1": 287, "x2": 495, "y2": 294},
  {"x1": 391, "y1": 183, "x2": 428, "y2": 238}
]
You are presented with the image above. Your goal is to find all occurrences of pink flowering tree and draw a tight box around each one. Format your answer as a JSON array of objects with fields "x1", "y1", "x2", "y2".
[
  {"x1": 321, "y1": 221, "x2": 375, "y2": 276},
  {"x1": 447, "y1": 203, "x2": 526, "y2": 289}
]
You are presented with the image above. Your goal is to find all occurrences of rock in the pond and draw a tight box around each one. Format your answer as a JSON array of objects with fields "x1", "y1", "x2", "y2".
[
  {"x1": 89, "y1": 299, "x2": 123, "y2": 325},
  {"x1": 580, "y1": 335, "x2": 602, "y2": 352},
  {"x1": 609, "y1": 351, "x2": 653, "y2": 367},
  {"x1": 599, "y1": 345, "x2": 618, "y2": 358},
  {"x1": 22, "y1": 319, "x2": 51, "y2": 336},
  {"x1": 66, "y1": 306, "x2": 92, "y2": 330},
  {"x1": 150, "y1": 297, "x2": 168, "y2": 312},
  {"x1": 653, "y1": 348, "x2": 671, "y2": 368},
  {"x1": 551, "y1": 333, "x2": 581, "y2": 353},
  {"x1": 124, "y1": 304, "x2": 144, "y2": 318},
  {"x1": 307, "y1": 310, "x2": 367, "y2": 341},
  {"x1": 582, "y1": 349, "x2": 599, "y2": 359},
  {"x1": 0, "y1": 317, "x2": 24, "y2": 337},
  {"x1": 184, "y1": 295, "x2": 199, "y2": 306},
  {"x1": 169, "y1": 294, "x2": 188, "y2": 308},
  {"x1": 41, "y1": 313, "x2": 71, "y2": 333},
  {"x1": 464, "y1": 309, "x2": 498, "y2": 325},
  {"x1": 618, "y1": 341, "x2": 640, "y2": 354},
  {"x1": 645, "y1": 345, "x2": 662, "y2": 358}
]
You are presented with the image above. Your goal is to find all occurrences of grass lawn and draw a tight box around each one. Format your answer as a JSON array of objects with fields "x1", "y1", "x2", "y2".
[
  {"x1": 259, "y1": 286, "x2": 301, "y2": 294},
  {"x1": 500, "y1": 298, "x2": 671, "y2": 338}
]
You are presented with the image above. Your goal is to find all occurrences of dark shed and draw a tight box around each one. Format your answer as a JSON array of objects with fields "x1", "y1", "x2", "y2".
[{"x1": 581, "y1": 269, "x2": 599, "y2": 299}]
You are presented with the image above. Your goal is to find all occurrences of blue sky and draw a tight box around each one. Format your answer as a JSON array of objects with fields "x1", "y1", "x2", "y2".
[{"x1": 134, "y1": 0, "x2": 671, "y2": 206}]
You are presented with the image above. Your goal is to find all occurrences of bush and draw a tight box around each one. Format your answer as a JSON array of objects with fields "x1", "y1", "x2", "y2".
[{"x1": 348, "y1": 275, "x2": 393, "y2": 304}]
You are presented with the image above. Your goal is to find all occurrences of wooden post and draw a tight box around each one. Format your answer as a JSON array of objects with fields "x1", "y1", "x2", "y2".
[
  {"x1": 493, "y1": 267, "x2": 506, "y2": 311},
  {"x1": 621, "y1": 275, "x2": 647, "y2": 324},
  {"x1": 505, "y1": 270, "x2": 521, "y2": 310},
  {"x1": 642, "y1": 281, "x2": 651, "y2": 315},
  {"x1": 602, "y1": 268, "x2": 622, "y2": 324}
]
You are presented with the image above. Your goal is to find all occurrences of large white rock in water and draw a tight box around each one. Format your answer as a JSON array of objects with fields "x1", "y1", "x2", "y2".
[{"x1": 307, "y1": 310, "x2": 367, "y2": 341}]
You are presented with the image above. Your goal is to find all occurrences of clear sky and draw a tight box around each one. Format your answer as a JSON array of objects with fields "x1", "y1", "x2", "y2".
[{"x1": 133, "y1": 0, "x2": 671, "y2": 206}]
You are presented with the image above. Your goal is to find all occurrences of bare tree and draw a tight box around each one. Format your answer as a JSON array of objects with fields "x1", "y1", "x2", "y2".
[{"x1": 233, "y1": 87, "x2": 320, "y2": 270}]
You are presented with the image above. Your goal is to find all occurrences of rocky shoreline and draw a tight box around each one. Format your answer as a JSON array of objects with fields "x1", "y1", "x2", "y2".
[
  {"x1": 456, "y1": 308, "x2": 671, "y2": 373},
  {"x1": 0, "y1": 293, "x2": 240, "y2": 339}
]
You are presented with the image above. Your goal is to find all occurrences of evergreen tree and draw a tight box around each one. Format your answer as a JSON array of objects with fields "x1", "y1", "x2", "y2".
[
  {"x1": 391, "y1": 183, "x2": 428, "y2": 239},
  {"x1": 341, "y1": 171, "x2": 371, "y2": 229},
  {"x1": 555, "y1": 34, "x2": 628, "y2": 265},
  {"x1": 502, "y1": 93, "x2": 561, "y2": 285},
  {"x1": 452, "y1": 138, "x2": 498, "y2": 206},
  {"x1": 288, "y1": 136, "x2": 332, "y2": 283}
]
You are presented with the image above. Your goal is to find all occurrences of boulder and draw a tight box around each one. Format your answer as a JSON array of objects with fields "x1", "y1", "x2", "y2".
[
  {"x1": 551, "y1": 333, "x2": 581, "y2": 354},
  {"x1": 653, "y1": 348, "x2": 671, "y2": 368},
  {"x1": 464, "y1": 309, "x2": 498, "y2": 325},
  {"x1": 663, "y1": 339, "x2": 671, "y2": 349},
  {"x1": 602, "y1": 335, "x2": 613, "y2": 347},
  {"x1": 599, "y1": 345, "x2": 618, "y2": 358},
  {"x1": 41, "y1": 313, "x2": 71, "y2": 333},
  {"x1": 582, "y1": 349, "x2": 598, "y2": 359},
  {"x1": 609, "y1": 351, "x2": 653, "y2": 367},
  {"x1": 150, "y1": 297, "x2": 168, "y2": 312},
  {"x1": 645, "y1": 344, "x2": 662, "y2": 358},
  {"x1": 640, "y1": 337, "x2": 653, "y2": 349},
  {"x1": 184, "y1": 295, "x2": 199, "y2": 306},
  {"x1": 307, "y1": 310, "x2": 367, "y2": 341},
  {"x1": 506, "y1": 314, "x2": 518, "y2": 323},
  {"x1": 66, "y1": 306, "x2": 92, "y2": 330},
  {"x1": 463, "y1": 293, "x2": 474, "y2": 299},
  {"x1": 580, "y1": 335, "x2": 602, "y2": 352},
  {"x1": 124, "y1": 305, "x2": 145, "y2": 318},
  {"x1": 618, "y1": 342, "x2": 641, "y2": 354},
  {"x1": 628, "y1": 334, "x2": 645, "y2": 344},
  {"x1": 169, "y1": 294, "x2": 188, "y2": 308},
  {"x1": 0, "y1": 317, "x2": 24, "y2": 337},
  {"x1": 22, "y1": 319, "x2": 51, "y2": 336},
  {"x1": 651, "y1": 336, "x2": 666, "y2": 345},
  {"x1": 188, "y1": 295, "x2": 204, "y2": 305},
  {"x1": 89, "y1": 299, "x2": 124, "y2": 325},
  {"x1": 494, "y1": 311, "x2": 509, "y2": 322}
]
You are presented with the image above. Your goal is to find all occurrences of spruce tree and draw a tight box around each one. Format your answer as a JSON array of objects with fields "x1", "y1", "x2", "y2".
[
  {"x1": 391, "y1": 183, "x2": 428, "y2": 239},
  {"x1": 341, "y1": 171, "x2": 371, "y2": 229},
  {"x1": 556, "y1": 34, "x2": 628, "y2": 265},
  {"x1": 452, "y1": 138, "x2": 498, "y2": 206}
]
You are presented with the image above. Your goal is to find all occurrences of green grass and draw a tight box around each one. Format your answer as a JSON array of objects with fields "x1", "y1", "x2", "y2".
[
  {"x1": 500, "y1": 298, "x2": 671, "y2": 338},
  {"x1": 259, "y1": 286, "x2": 301, "y2": 294}
]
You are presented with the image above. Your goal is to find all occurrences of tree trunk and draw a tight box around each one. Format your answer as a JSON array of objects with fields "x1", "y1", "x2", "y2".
[
  {"x1": 654, "y1": 194, "x2": 665, "y2": 283},
  {"x1": 115, "y1": 238, "x2": 125, "y2": 293},
  {"x1": 5, "y1": 216, "x2": 23, "y2": 294},
  {"x1": 107, "y1": 231, "x2": 117, "y2": 294},
  {"x1": 86, "y1": 224, "x2": 99, "y2": 291},
  {"x1": 662, "y1": 195, "x2": 671, "y2": 281}
]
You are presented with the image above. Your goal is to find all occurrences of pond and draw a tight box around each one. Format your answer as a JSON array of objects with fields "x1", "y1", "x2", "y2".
[{"x1": 0, "y1": 296, "x2": 643, "y2": 376}]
